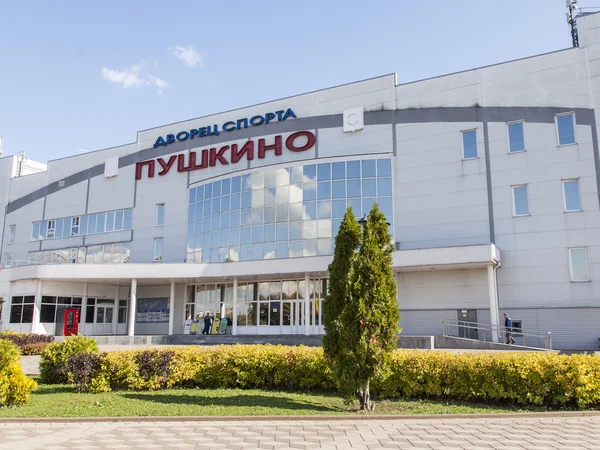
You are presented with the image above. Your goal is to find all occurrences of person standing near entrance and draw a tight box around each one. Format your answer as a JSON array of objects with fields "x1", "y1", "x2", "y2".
[
  {"x1": 202, "y1": 312, "x2": 212, "y2": 335},
  {"x1": 504, "y1": 313, "x2": 516, "y2": 344}
]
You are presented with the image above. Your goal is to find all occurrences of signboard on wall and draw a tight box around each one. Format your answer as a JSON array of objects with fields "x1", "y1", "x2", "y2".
[{"x1": 136, "y1": 298, "x2": 169, "y2": 323}]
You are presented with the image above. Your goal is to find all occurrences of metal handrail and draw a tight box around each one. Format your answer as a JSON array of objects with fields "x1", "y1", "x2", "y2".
[{"x1": 442, "y1": 319, "x2": 552, "y2": 350}]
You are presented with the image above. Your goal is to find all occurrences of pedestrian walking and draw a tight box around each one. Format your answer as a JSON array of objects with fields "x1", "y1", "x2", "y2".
[
  {"x1": 202, "y1": 311, "x2": 212, "y2": 335},
  {"x1": 504, "y1": 313, "x2": 516, "y2": 344}
]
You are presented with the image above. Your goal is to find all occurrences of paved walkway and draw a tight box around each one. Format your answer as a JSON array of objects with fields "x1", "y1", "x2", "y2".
[{"x1": 1, "y1": 416, "x2": 599, "y2": 449}]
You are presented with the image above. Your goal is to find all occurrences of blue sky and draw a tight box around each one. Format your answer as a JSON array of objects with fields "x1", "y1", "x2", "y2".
[{"x1": 0, "y1": 0, "x2": 584, "y2": 162}]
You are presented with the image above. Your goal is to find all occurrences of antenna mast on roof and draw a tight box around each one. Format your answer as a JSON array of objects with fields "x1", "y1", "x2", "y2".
[{"x1": 567, "y1": 0, "x2": 580, "y2": 47}]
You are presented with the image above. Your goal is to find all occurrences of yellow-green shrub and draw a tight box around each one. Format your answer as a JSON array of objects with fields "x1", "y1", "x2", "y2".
[
  {"x1": 0, "y1": 340, "x2": 37, "y2": 407},
  {"x1": 82, "y1": 346, "x2": 600, "y2": 409},
  {"x1": 40, "y1": 336, "x2": 99, "y2": 384}
]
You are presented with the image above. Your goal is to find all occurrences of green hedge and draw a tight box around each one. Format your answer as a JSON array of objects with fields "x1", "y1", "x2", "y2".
[
  {"x1": 57, "y1": 344, "x2": 600, "y2": 408},
  {"x1": 0, "y1": 340, "x2": 37, "y2": 407},
  {"x1": 0, "y1": 332, "x2": 54, "y2": 355},
  {"x1": 40, "y1": 336, "x2": 99, "y2": 384}
]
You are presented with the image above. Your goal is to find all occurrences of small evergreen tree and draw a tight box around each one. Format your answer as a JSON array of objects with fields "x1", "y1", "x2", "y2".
[
  {"x1": 326, "y1": 203, "x2": 400, "y2": 411},
  {"x1": 323, "y1": 207, "x2": 361, "y2": 362}
]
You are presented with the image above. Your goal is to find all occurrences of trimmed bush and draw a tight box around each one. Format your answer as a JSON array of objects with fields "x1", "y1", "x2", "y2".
[
  {"x1": 0, "y1": 340, "x2": 37, "y2": 407},
  {"x1": 0, "y1": 331, "x2": 54, "y2": 346},
  {"x1": 40, "y1": 336, "x2": 99, "y2": 384},
  {"x1": 67, "y1": 353, "x2": 102, "y2": 393},
  {"x1": 76, "y1": 345, "x2": 600, "y2": 409},
  {"x1": 21, "y1": 343, "x2": 50, "y2": 356}
]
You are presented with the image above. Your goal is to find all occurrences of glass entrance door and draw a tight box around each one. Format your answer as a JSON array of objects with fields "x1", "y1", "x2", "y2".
[{"x1": 94, "y1": 300, "x2": 114, "y2": 334}]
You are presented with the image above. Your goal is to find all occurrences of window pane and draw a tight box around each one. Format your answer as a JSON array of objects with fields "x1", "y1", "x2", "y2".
[
  {"x1": 263, "y1": 243, "x2": 275, "y2": 259},
  {"x1": 362, "y1": 179, "x2": 376, "y2": 197},
  {"x1": 156, "y1": 204, "x2": 164, "y2": 226},
  {"x1": 32, "y1": 222, "x2": 40, "y2": 240},
  {"x1": 252, "y1": 226, "x2": 262, "y2": 243},
  {"x1": 189, "y1": 187, "x2": 196, "y2": 204},
  {"x1": 222, "y1": 178, "x2": 231, "y2": 195},
  {"x1": 231, "y1": 176, "x2": 241, "y2": 193},
  {"x1": 332, "y1": 181, "x2": 345, "y2": 199},
  {"x1": 318, "y1": 238, "x2": 332, "y2": 256},
  {"x1": 289, "y1": 240, "x2": 302, "y2": 257},
  {"x1": 362, "y1": 160, "x2": 376, "y2": 177},
  {"x1": 251, "y1": 243, "x2": 262, "y2": 260},
  {"x1": 303, "y1": 239, "x2": 317, "y2": 257},
  {"x1": 276, "y1": 168, "x2": 289, "y2": 186},
  {"x1": 289, "y1": 203, "x2": 303, "y2": 221},
  {"x1": 55, "y1": 219, "x2": 63, "y2": 238},
  {"x1": 317, "y1": 163, "x2": 330, "y2": 181},
  {"x1": 462, "y1": 130, "x2": 478, "y2": 159},
  {"x1": 564, "y1": 180, "x2": 581, "y2": 211},
  {"x1": 508, "y1": 122, "x2": 525, "y2": 152},
  {"x1": 264, "y1": 206, "x2": 276, "y2": 224},
  {"x1": 304, "y1": 220, "x2": 317, "y2": 239},
  {"x1": 303, "y1": 202, "x2": 316, "y2": 220},
  {"x1": 332, "y1": 162, "x2": 345, "y2": 180},
  {"x1": 303, "y1": 164, "x2": 316, "y2": 182},
  {"x1": 220, "y1": 212, "x2": 230, "y2": 230},
  {"x1": 332, "y1": 200, "x2": 346, "y2": 218},
  {"x1": 106, "y1": 212, "x2": 115, "y2": 232},
  {"x1": 9, "y1": 305, "x2": 23, "y2": 323},
  {"x1": 377, "y1": 159, "x2": 392, "y2": 177},
  {"x1": 241, "y1": 227, "x2": 251, "y2": 244},
  {"x1": 276, "y1": 242, "x2": 288, "y2": 258},
  {"x1": 276, "y1": 223, "x2": 288, "y2": 241},
  {"x1": 276, "y1": 186, "x2": 289, "y2": 204},
  {"x1": 304, "y1": 183, "x2": 316, "y2": 201},
  {"x1": 347, "y1": 179, "x2": 361, "y2": 198},
  {"x1": 557, "y1": 114, "x2": 575, "y2": 145},
  {"x1": 290, "y1": 222, "x2": 302, "y2": 240},
  {"x1": 40, "y1": 304, "x2": 56, "y2": 323},
  {"x1": 112, "y1": 210, "x2": 122, "y2": 231},
  {"x1": 231, "y1": 193, "x2": 241, "y2": 210},
  {"x1": 21, "y1": 304, "x2": 34, "y2": 323},
  {"x1": 264, "y1": 224, "x2": 275, "y2": 242},
  {"x1": 347, "y1": 160, "x2": 360, "y2": 178},
  {"x1": 377, "y1": 178, "x2": 393, "y2": 196},
  {"x1": 230, "y1": 228, "x2": 240, "y2": 246},
  {"x1": 317, "y1": 201, "x2": 331, "y2": 219},
  {"x1": 97, "y1": 213, "x2": 105, "y2": 233},
  {"x1": 570, "y1": 248, "x2": 589, "y2": 281},
  {"x1": 241, "y1": 191, "x2": 252, "y2": 209},
  {"x1": 230, "y1": 211, "x2": 241, "y2": 228},
  {"x1": 513, "y1": 186, "x2": 529, "y2": 216},
  {"x1": 124, "y1": 209, "x2": 133, "y2": 229},
  {"x1": 154, "y1": 238, "x2": 163, "y2": 261},
  {"x1": 276, "y1": 204, "x2": 288, "y2": 223}
]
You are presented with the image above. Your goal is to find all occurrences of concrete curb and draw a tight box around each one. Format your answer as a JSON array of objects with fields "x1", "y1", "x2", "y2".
[{"x1": 1, "y1": 411, "x2": 600, "y2": 423}]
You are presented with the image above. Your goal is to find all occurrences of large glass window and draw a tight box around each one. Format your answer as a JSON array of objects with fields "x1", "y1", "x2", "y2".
[
  {"x1": 31, "y1": 208, "x2": 133, "y2": 241},
  {"x1": 187, "y1": 158, "x2": 393, "y2": 263},
  {"x1": 9, "y1": 296, "x2": 34, "y2": 324},
  {"x1": 8, "y1": 225, "x2": 16, "y2": 244}
]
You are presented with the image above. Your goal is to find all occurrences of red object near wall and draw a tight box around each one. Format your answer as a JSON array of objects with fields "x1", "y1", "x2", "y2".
[{"x1": 64, "y1": 308, "x2": 79, "y2": 336}]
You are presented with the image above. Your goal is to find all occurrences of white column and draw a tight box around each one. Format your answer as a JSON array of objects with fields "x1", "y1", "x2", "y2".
[
  {"x1": 487, "y1": 265, "x2": 499, "y2": 343},
  {"x1": 128, "y1": 279, "x2": 137, "y2": 337},
  {"x1": 79, "y1": 282, "x2": 88, "y2": 335},
  {"x1": 168, "y1": 281, "x2": 175, "y2": 336},
  {"x1": 232, "y1": 278, "x2": 238, "y2": 336},
  {"x1": 32, "y1": 280, "x2": 43, "y2": 334},
  {"x1": 304, "y1": 273, "x2": 310, "y2": 336},
  {"x1": 112, "y1": 285, "x2": 119, "y2": 335}
]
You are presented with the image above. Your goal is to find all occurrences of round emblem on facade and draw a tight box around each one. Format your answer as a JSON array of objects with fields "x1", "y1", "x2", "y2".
[{"x1": 347, "y1": 113, "x2": 359, "y2": 126}]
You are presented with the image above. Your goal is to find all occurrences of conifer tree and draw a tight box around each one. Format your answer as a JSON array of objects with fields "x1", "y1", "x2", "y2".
[
  {"x1": 323, "y1": 207, "x2": 362, "y2": 361},
  {"x1": 326, "y1": 203, "x2": 400, "y2": 411}
]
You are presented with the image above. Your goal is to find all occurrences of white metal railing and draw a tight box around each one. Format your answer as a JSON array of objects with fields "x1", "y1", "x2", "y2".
[{"x1": 442, "y1": 319, "x2": 553, "y2": 350}]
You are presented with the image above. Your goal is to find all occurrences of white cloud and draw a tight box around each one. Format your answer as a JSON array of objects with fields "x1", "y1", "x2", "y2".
[
  {"x1": 170, "y1": 45, "x2": 205, "y2": 67},
  {"x1": 101, "y1": 61, "x2": 169, "y2": 94}
]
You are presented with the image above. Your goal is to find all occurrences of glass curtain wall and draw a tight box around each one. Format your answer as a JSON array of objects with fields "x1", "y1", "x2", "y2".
[{"x1": 187, "y1": 158, "x2": 393, "y2": 263}]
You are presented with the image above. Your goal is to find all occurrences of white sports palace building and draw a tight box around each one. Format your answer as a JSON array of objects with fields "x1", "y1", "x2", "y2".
[{"x1": 3, "y1": 13, "x2": 600, "y2": 349}]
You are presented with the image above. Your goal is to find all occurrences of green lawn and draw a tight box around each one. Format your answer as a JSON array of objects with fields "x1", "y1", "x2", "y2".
[{"x1": 0, "y1": 383, "x2": 562, "y2": 418}]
